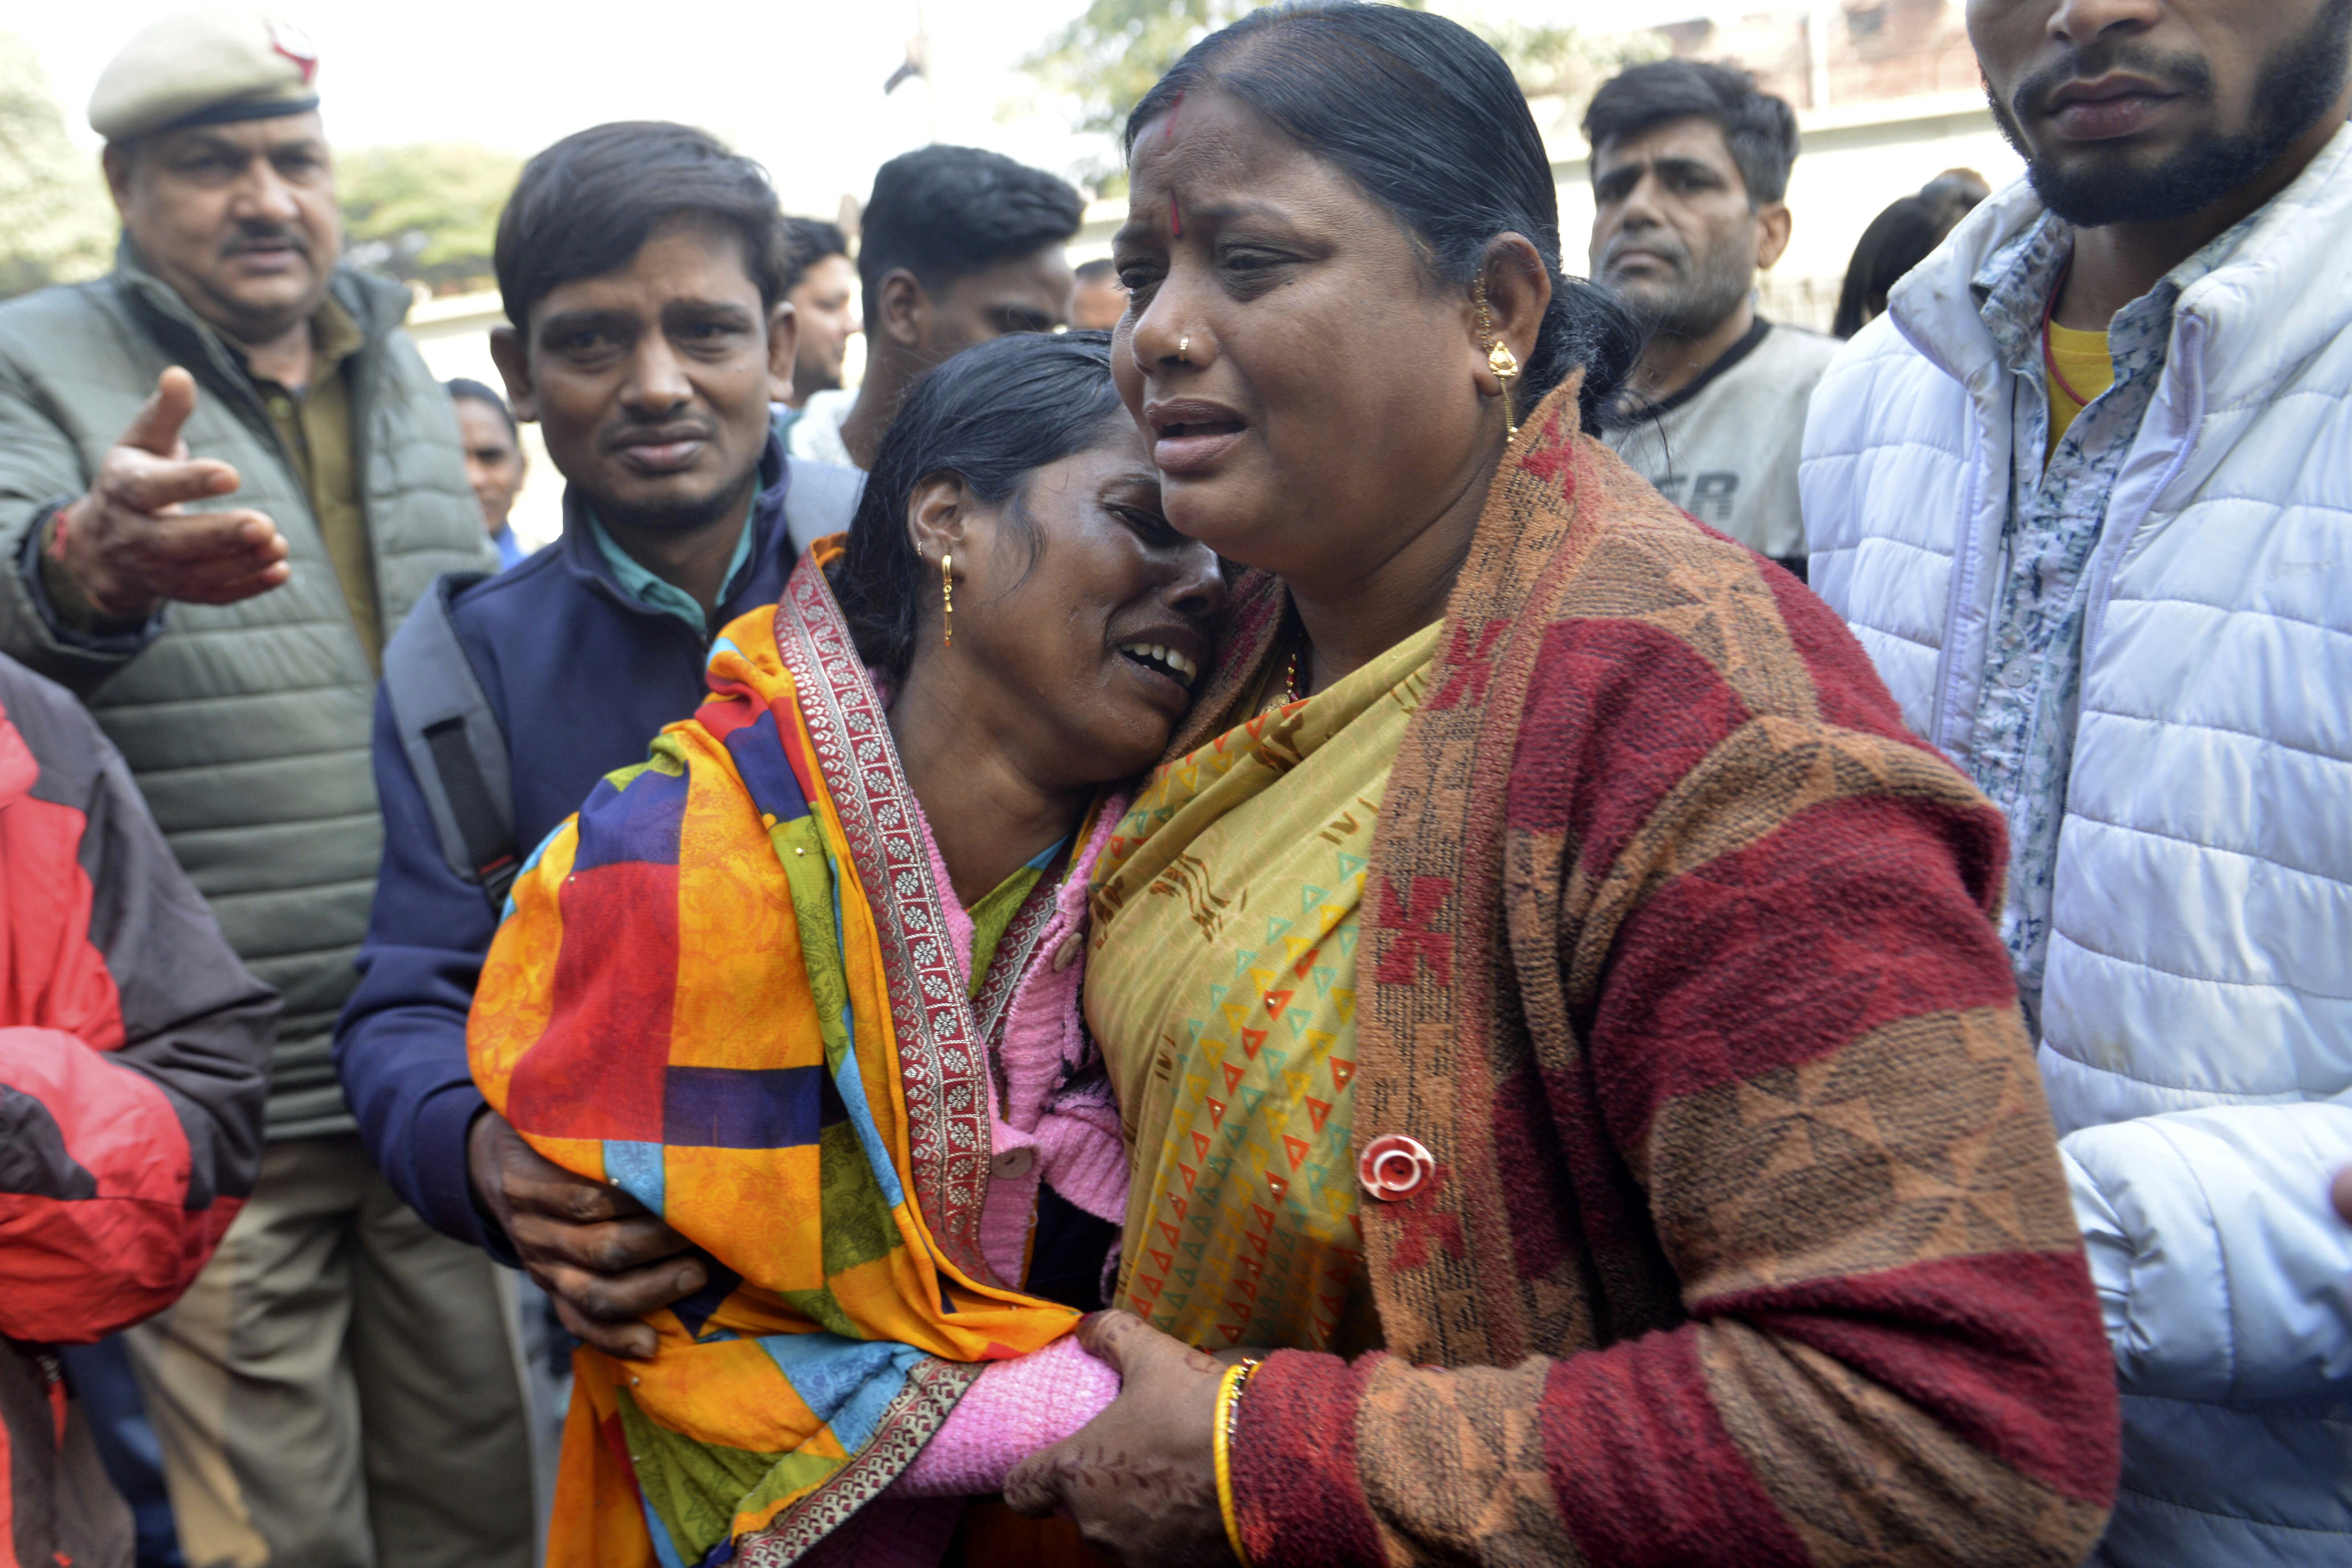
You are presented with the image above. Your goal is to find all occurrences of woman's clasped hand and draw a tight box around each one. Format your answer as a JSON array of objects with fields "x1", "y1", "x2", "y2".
[{"x1": 1003, "y1": 1312, "x2": 1239, "y2": 1567}]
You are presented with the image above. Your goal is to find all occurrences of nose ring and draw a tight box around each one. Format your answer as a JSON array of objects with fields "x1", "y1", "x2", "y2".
[{"x1": 1177, "y1": 334, "x2": 1191, "y2": 362}]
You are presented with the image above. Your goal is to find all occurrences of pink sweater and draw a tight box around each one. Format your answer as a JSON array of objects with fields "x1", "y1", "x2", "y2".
[
  {"x1": 877, "y1": 795, "x2": 1128, "y2": 1504},
  {"x1": 886, "y1": 1335, "x2": 1121, "y2": 1498},
  {"x1": 915, "y1": 787, "x2": 1129, "y2": 1266}
]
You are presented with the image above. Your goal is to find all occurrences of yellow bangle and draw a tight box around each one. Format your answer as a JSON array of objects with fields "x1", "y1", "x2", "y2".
[{"x1": 1213, "y1": 1357, "x2": 1262, "y2": 1567}]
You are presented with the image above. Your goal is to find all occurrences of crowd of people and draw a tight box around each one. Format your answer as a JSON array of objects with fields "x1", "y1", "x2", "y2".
[{"x1": 0, "y1": 3, "x2": 2345, "y2": 1568}]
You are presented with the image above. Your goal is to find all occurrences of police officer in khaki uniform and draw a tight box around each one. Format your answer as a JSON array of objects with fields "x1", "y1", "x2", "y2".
[{"x1": 0, "y1": 13, "x2": 535, "y2": 1566}]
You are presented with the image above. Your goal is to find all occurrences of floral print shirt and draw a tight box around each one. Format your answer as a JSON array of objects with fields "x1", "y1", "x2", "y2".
[{"x1": 1966, "y1": 210, "x2": 2256, "y2": 1035}]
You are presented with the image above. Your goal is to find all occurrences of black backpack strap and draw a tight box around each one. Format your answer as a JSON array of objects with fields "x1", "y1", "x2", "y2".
[
  {"x1": 782, "y1": 459, "x2": 867, "y2": 556},
  {"x1": 381, "y1": 573, "x2": 521, "y2": 905}
]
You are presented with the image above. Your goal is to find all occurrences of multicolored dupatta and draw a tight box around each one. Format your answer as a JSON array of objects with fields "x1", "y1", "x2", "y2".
[{"x1": 469, "y1": 548, "x2": 1084, "y2": 1567}]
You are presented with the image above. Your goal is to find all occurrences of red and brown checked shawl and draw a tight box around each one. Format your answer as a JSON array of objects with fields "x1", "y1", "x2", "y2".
[{"x1": 1162, "y1": 381, "x2": 2120, "y2": 1567}]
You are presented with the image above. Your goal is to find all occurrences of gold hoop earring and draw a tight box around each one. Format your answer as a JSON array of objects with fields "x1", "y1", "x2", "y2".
[
  {"x1": 941, "y1": 553, "x2": 953, "y2": 647},
  {"x1": 1473, "y1": 280, "x2": 1521, "y2": 440}
]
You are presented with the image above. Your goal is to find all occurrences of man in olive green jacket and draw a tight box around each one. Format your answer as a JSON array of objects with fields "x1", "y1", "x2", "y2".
[{"x1": 0, "y1": 15, "x2": 533, "y2": 1568}]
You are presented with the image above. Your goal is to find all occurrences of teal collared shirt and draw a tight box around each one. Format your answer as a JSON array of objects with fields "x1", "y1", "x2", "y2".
[{"x1": 587, "y1": 501, "x2": 758, "y2": 634}]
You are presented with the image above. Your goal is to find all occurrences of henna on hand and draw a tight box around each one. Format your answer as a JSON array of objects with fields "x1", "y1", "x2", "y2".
[{"x1": 1003, "y1": 1311, "x2": 1240, "y2": 1567}]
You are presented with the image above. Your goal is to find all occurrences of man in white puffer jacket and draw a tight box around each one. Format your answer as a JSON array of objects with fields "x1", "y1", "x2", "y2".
[{"x1": 1801, "y1": 0, "x2": 2352, "y2": 1561}]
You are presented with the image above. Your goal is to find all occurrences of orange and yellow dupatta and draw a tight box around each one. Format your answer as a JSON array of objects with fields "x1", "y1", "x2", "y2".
[{"x1": 470, "y1": 549, "x2": 1080, "y2": 1567}]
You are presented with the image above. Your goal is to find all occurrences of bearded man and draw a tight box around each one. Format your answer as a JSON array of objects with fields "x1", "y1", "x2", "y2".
[
  {"x1": 1586, "y1": 60, "x2": 1838, "y2": 576},
  {"x1": 1802, "y1": 0, "x2": 2352, "y2": 1561}
]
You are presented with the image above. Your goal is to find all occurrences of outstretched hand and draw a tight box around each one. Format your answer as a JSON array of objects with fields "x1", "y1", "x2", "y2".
[
  {"x1": 1002, "y1": 1311, "x2": 1238, "y2": 1568},
  {"x1": 466, "y1": 1110, "x2": 703, "y2": 1360},
  {"x1": 54, "y1": 367, "x2": 291, "y2": 617}
]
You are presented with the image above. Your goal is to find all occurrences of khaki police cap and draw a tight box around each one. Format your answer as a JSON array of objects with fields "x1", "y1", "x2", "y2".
[{"x1": 88, "y1": 9, "x2": 321, "y2": 144}]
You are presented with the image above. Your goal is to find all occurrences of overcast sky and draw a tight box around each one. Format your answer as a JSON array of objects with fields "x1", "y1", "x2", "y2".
[{"x1": 22, "y1": 1, "x2": 1714, "y2": 216}]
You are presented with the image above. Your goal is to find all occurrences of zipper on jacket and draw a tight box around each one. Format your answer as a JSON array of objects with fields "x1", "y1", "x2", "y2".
[
  {"x1": 347, "y1": 323, "x2": 392, "y2": 662},
  {"x1": 1929, "y1": 368, "x2": 2007, "y2": 756},
  {"x1": 2080, "y1": 312, "x2": 2206, "y2": 675},
  {"x1": 36, "y1": 1349, "x2": 67, "y2": 1443}
]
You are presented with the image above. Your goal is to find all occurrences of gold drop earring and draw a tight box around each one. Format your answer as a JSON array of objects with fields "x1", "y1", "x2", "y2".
[
  {"x1": 1474, "y1": 279, "x2": 1520, "y2": 440},
  {"x1": 941, "y1": 553, "x2": 954, "y2": 647}
]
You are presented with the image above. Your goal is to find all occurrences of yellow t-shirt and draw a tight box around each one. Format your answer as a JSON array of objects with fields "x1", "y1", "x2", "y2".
[{"x1": 2045, "y1": 319, "x2": 2115, "y2": 458}]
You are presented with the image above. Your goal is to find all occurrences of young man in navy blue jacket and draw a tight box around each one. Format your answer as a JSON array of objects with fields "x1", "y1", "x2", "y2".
[{"x1": 334, "y1": 123, "x2": 861, "y2": 1360}]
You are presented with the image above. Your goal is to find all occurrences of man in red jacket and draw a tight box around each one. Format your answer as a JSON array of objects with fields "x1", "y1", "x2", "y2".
[{"x1": 0, "y1": 651, "x2": 276, "y2": 1568}]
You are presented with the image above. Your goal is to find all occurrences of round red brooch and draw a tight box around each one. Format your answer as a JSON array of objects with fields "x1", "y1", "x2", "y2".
[{"x1": 1356, "y1": 1132, "x2": 1435, "y2": 1202}]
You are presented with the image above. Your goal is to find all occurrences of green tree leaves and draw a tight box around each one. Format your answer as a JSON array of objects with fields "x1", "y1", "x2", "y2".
[
  {"x1": 337, "y1": 142, "x2": 521, "y2": 294},
  {"x1": 0, "y1": 32, "x2": 115, "y2": 299}
]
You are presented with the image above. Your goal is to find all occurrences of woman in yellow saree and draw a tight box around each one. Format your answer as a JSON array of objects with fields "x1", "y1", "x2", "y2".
[
  {"x1": 997, "y1": 8, "x2": 2117, "y2": 1568},
  {"x1": 468, "y1": 331, "x2": 1223, "y2": 1567}
]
